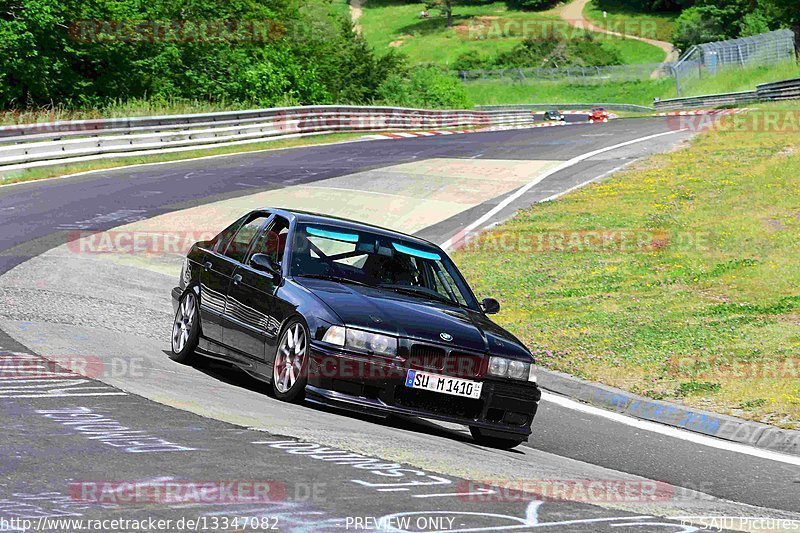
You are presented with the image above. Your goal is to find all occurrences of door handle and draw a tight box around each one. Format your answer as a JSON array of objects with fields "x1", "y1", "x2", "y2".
[
  {"x1": 233, "y1": 274, "x2": 243, "y2": 285},
  {"x1": 203, "y1": 261, "x2": 212, "y2": 272}
]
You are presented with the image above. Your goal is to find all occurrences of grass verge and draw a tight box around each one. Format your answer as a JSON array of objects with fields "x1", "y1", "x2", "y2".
[
  {"x1": 677, "y1": 61, "x2": 800, "y2": 98},
  {"x1": 0, "y1": 133, "x2": 370, "y2": 186},
  {"x1": 453, "y1": 101, "x2": 800, "y2": 428},
  {"x1": 358, "y1": 0, "x2": 666, "y2": 66},
  {"x1": 464, "y1": 78, "x2": 673, "y2": 106},
  {"x1": 463, "y1": 60, "x2": 800, "y2": 106}
]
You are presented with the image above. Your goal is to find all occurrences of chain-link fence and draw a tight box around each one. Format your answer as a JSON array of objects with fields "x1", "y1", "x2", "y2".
[
  {"x1": 674, "y1": 29, "x2": 796, "y2": 76},
  {"x1": 455, "y1": 29, "x2": 796, "y2": 89}
]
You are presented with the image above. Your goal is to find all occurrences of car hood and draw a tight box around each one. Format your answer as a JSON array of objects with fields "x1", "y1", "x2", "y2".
[{"x1": 297, "y1": 278, "x2": 532, "y2": 360}]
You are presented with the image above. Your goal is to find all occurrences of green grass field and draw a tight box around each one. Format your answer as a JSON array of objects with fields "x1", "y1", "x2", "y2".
[
  {"x1": 453, "y1": 101, "x2": 800, "y2": 427},
  {"x1": 676, "y1": 61, "x2": 800, "y2": 98},
  {"x1": 463, "y1": 60, "x2": 800, "y2": 106},
  {"x1": 358, "y1": 0, "x2": 666, "y2": 66},
  {"x1": 583, "y1": 0, "x2": 677, "y2": 42},
  {"x1": 463, "y1": 78, "x2": 673, "y2": 106}
]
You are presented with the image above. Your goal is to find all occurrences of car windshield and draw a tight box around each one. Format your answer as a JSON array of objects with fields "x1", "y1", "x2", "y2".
[{"x1": 289, "y1": 223, "x2": 480, "y2": 310}]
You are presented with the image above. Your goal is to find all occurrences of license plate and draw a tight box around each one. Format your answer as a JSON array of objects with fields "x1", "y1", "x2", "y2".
[{"x1": 405, "y1": 370, "x2": 483, "y2": 399}]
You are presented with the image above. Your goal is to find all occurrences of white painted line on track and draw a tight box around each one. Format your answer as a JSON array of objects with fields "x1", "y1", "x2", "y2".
[
  {"x1": 542, "y1": 392, "x2": 800, "y2": 466},
  {"x1": 438, "y1": 128, "x2": 689, "y2": 250},
  {"x1": 537, "y1": 162, "x2": 630, "y2": 204},
  {"x1": 434, "y1": 127, "x2": 800, "y2": 466}
]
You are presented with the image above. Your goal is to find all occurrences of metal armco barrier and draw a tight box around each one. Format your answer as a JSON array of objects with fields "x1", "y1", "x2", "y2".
[
  {"x1": 475, "y1": 103, "x2": 654, "y2": 113},
  {"x1": 0, "y1": 106, "x2": 536, "y2": 173},
  {"x1": 654, "y1": 75, "x2": 800, "y2": 110},
  {"x1": 756, "y1": 77, "x2": 800, "y2": 101},
  {"x1": 653, "y1": 91, "x2": 761, "y2": 111}
]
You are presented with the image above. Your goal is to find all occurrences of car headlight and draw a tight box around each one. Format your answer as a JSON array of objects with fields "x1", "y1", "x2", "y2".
[
  {"x1": 488, "y1": 356, "x2": 536, "y2": 382},
  {"x1": 346, "y1": 329, "x2": 397, "y2": 357},
  {"x1": 321, "y1": 325, "x2": 346, "y2": 347},
  {"x1": 488, "y1": 356, "x2": 508, "y2": 376},
  {"x1": 321, "y1": 326, "x2": 397, "y2": 357}
]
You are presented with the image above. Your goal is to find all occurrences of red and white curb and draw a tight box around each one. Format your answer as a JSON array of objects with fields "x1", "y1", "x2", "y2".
[{"x1": 654, "y1": 108, "x2": 751, "y2": 117}]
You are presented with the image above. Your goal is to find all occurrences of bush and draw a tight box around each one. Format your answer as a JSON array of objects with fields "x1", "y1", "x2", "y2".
[
  {"x1": 453, "y1": 37, "x2": 623, "y2": 71},
  {"x1": 453, "y1": 50, "x2": 487, "y2": 71},
  {"x1": 378, "y1": 67, "x2": 469, "y2": 109}
]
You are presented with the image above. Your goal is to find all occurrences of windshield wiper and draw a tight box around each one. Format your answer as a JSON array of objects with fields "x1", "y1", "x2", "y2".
[
  {"x1": 297, "y1": 273, "x2": 373, "y2": 287},
  {"x1": 379, "y1": 284, "x2": 459, "y2": 306}
]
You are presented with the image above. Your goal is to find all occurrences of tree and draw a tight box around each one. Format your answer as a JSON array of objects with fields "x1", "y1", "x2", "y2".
[{"x1": 425, "y1": 0, "x2": 454, "y2": 27}]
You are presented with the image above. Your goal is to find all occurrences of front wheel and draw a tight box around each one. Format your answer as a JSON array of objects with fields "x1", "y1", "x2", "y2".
[
  {"x1": 272, "y1": 320, "x2": 309, "y2": 402},
  {"x1": 470, "y1": 427, "x2": 525, "y2": 450},
  {"x1": 170, "y1": 291, "x2": 200, "y2": 364}
]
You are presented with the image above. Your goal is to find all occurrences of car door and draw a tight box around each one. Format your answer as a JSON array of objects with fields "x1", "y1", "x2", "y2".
[
  {"x1": 223, "y1": 215, "x2": 290, "y2": 360},
  {"x1": 199, "y1": 211, "x2": 270, "y2": 345}
]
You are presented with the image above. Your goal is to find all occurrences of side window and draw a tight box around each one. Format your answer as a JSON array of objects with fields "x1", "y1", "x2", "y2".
[
  {"x1": 222, "y1": 214, "x2": 269, "y2": 263},
  {"x1": 213, "y1": 215, "x2": 249, "y2": 253},
  {"x1": 249, "y1": 216, "x2": 290, "y2": 265}
]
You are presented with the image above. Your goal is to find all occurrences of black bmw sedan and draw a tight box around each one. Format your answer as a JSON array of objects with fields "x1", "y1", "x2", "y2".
[{"x1": 171, "y1": 208, "x2": 540, "y2": 448}]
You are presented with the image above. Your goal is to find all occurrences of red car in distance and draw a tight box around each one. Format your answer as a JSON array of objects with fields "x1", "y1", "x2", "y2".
[{"x1": 589, "y1": 107, "x2": 610, "y2": 122}]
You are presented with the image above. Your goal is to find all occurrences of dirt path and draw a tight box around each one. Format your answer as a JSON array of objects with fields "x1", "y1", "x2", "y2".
[
  {"x1": 558, "y1": 0, "x2": 678, "y2": 62},
  {"x1": 350, "y1": 0, "x2": 364, "y2": 33}
]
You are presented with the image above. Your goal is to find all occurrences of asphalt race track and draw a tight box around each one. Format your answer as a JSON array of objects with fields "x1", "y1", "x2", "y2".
[{"x1": 1, "y1": 118, "x2": 798, "y2": 532}]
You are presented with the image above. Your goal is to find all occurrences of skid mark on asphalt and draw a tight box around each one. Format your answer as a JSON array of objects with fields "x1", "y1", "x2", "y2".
[
  {"x1": 254, "y1": 439, "x2": 703, "y2": 532},
  {"x1": 0, "y1": 342, "x2": 705, "y2": 532}
]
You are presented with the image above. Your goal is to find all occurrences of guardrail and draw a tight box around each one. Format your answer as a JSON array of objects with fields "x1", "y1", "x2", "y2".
[
  {"x1": 654, "y1": 75, "x2": 800, "y2": 110},
  {"x1": 475, "y1": 103, "x2": 654, "y2": 113},
  {"x1": 756, "y1": 77, "x2": 800, "y2": 100},
  {"x1": 653, "y1": 91, "x2": 761, "y2": 111},
  {"x1": 0, "y1": 106, "x2": 536, "y2": 174}
]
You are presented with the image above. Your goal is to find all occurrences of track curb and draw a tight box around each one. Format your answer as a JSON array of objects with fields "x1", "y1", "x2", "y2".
[{"x1": 537, "y1": 367, "x2": 800, "y2": 457}]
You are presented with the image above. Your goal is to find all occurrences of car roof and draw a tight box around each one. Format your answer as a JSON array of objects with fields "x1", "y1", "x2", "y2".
[{"x1": 263, "y1": 208, "x2": 441, "y2": 249}]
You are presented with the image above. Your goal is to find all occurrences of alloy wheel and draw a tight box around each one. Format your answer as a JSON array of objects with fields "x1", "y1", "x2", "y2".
[
  {"x1": 274, "y1": 323, "x2": 307, "y2": 393},
  {"x1": 172, "y1": 292, "x2": 196, "y2": 353}
]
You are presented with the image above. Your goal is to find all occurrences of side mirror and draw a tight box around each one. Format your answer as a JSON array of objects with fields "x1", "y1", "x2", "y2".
[
  {"x1": 250, "y1": 253, "x2": 281, "y2": 280},
  {"x1": 481, "y1": 298, "x2": 500, "y2": 315}
]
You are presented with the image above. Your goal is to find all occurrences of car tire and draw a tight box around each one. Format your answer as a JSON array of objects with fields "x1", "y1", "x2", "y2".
[
  {"x1": 272, "y1": 319, "x2": 309, "y2": 403},
  {"x1": 170, "y1": 291, "x2": 200, "y2": 364},
  {"x1": 469, "y1": 427, "x2": 525, "y2": 450}
]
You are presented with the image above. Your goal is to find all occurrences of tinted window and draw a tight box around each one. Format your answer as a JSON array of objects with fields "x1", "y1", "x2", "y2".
[
  {"x1": 222, "y1": 214, "x2": 269, "y2": 263},
  {"x1": 213, "y1": 214, "x2": 248, "y2": 253},
  {"x1": 290, "y1": 223, "x2": 479, "y2": 310}
]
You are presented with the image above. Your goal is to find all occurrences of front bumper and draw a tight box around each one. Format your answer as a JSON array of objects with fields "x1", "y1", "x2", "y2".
[{"x1": 306, "y1": 341, "x2": 540, "y2": 437}]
